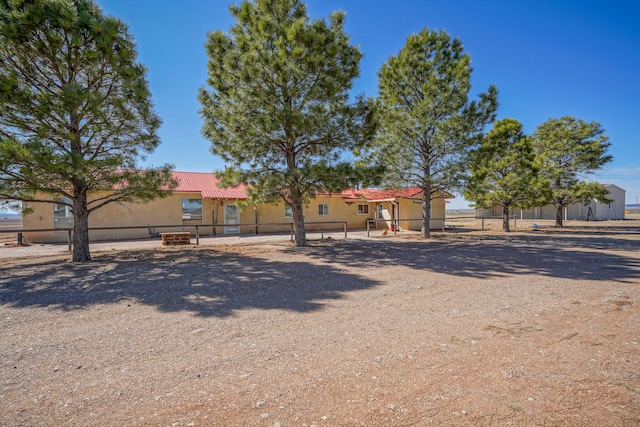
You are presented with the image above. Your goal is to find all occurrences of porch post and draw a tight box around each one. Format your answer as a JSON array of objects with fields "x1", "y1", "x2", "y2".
[
  {"x1": 212, "y1": 201, "x2": 217, "y2": 236},
  {"x1": 255, "y1": 207, "x2": 259, "y2": 235}
]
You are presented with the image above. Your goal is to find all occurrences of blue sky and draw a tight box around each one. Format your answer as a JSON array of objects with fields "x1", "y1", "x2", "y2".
[{"x1": 99, "y1": 0, "x2": 640, "y2": 208}]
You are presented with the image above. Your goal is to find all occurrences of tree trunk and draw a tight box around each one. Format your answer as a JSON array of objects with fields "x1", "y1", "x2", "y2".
[
  {"x1": 555, "y1": 204, "x2": 564, "y2": 227},
  {"x1": 291, "y1": 194, "x2": 307, "y2": 247},
  {"x1": 421, "y1": 183, "x2": 431, "y2": 238},
  {"x1": 502, "y1": 205, "x2": 511, "y2": 232},
  {"x1": 72, "y1": 191, "x2": 91, "y2": 262},
  {"x1": 68, "y1": 110, "x2": 92, "y2": 261}
]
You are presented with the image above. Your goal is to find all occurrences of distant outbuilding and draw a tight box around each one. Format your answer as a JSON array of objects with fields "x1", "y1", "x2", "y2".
[{"x1": 477, "y1": 184, "x2": 626, "y2": 221}]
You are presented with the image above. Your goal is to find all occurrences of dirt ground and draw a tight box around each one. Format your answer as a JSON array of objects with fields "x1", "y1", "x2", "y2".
[{"x1": 1, "y1": 222, "x2": 639, "y2": 426}]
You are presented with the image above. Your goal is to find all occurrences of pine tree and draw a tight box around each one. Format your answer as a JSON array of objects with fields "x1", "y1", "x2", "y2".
[
  {"x1": 199, "y1": 0, "x2": 376, "y2": 246},
  {"x1": 374, "y1": 28, "x2": 498, "y2": 238},
  {"x1": 465, "y1": 118, "x2": 549, "y2": 231},
  {"x1": 532, "y1": 116, "x2": 612, "y2": 227},
  {"x1": 0, "y1": 0, "x2": 175, "y2": 262}
]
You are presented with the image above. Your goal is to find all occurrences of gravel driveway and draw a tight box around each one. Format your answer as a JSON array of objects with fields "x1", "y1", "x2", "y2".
[{"x1": 1, "y1": 225, "x2": 639, "y2": 426}]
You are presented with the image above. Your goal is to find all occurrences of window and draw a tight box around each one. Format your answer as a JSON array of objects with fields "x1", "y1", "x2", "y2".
[
  {"x1": 182, "y1": 198, "x2": 202, "y2": 221},
  {"x1": 318, "y1": 203, "x2": 329, "y2": 216},
  {"x1": 53, "y1": 198, "x2": 73, "y2": 229},
  {"x1": 377, "y1": 204, "x2": 384, "y2": 220},
  {"x1": 357, "y1": 204, "x2": 369, "y2": 215},
  {"x1": 284, "y1": 205, "x2": 292, "y2": 220}
]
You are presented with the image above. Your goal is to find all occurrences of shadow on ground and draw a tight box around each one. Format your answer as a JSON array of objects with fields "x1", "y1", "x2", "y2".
[
  {"x1": 304, "y1": 232, "x2": 640, "y2": 282},
  {"x1": 0, "y1": 248, "x2": 381, "y2": 317},
  {"x1": 3, "y1": 232, "x2": 640, "y2": 316}
]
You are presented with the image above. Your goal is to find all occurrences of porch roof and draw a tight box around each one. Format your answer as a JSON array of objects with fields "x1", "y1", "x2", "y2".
[
  {"x1": 366, "y1": 198, "x2": 399, "y2": 203},
  {"x1": 336, "y1": 187, "x2": 424, "y2": 202}
]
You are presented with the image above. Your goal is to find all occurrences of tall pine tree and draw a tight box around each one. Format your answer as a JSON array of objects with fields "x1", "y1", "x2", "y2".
[
  {"x1": 0, "y1": 0, "x2": 175, "y2": 262},
  {"x1": 465, "y1": 118, "x2": 549, "y2": 232},
  {"x1": 199, "y1": 0, "x2": 376, "y2": 246},
  {"x1": 374, "y1": 28, "x2": 498, "y2": 237},
  {"x1": 532, "y1": 116, "x2": 612, "y2": 227}
]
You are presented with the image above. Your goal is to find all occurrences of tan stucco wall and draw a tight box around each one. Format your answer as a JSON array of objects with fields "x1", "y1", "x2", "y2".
[
  {"x1": 23, "y1": 191, "x2": 447, "y2": 242},
  {"x1": 252, "y1": 196, "x2": 374, "y2": 234},
  {"x1": 397, "y1": 197, "x2": 445, "y2": 231},
  {"x1": 304, "y1": 195, "x2": 372, "y2": 230},
  {"x1": 22, "y1": 199, "x2": 63, "y2": 242},
  {"x1": 365, "y1": 197, "x2": 445, "y2": 232},
  {"x1": 24, "y1": 192, "x2": 217, "y2": 242}
]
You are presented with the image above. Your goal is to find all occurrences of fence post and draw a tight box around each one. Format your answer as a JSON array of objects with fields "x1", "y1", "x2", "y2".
[
  {"x1": 513, "y1": 215, "x2": 517, "y2": 230},
  {"x1": 367, "y1": 220, "x2": 370, "y2": 237},
  {"x1": 482, "y1": 217, "x2": 485, "y2": 231},
  {"x1": 442, "y1": 218, "x2": 445, "y2": 232},
  {"x1": 344, "y1": 221, "x2": 347, "y2": 239},
  {"x1": 290, "y1": 223, "x2": 294, "y2": 242},
  {"x1": 67, "y1": 229, "x2": 72, "y2": 252},
  {"x1": 195, "y1": 225, "x2": 200, "y2": 246}
]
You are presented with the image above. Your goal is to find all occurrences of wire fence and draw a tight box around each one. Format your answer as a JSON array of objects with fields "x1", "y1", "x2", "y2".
[
  {"x1": 0, "y1": 216, "x2": 547, "y2": 247},
  {"x1": 364, "y1": 216, "x2": 529, "y2": 236},
  {"x1": 626, "y1": 207, "x2": 640, "y2": 216},
  {"x1": 0, "y1": 221, "x2": 349, "y2": 250},
  {"x1": 2, "y1": 214, "x2": 630, "y2": 248}
]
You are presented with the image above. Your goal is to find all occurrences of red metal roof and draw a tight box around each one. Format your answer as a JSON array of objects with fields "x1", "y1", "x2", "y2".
[
  {"x1": 169, "y1": 173, "x2": 452, "y2": 202},
  {"x1": 170, "y1": 171, "x2": 248, "y2": 199}
]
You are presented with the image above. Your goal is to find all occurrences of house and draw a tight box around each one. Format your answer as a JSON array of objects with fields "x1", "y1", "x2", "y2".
[
  {"x1": 21, "y1": 171, "x2": 450, "y2": 243},
  {"x1": 475, "y1": 183, "x2": 626, "y2": 221},
  {"x1": 23, "y1": 172, "x2": 249, "y2": 242},
  {"x1": 335, "y1": 188, "x2": 448, "y2": 232}
]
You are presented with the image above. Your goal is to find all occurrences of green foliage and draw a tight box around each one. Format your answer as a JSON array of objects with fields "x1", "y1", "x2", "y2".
[
  {"x1": 532, "y1": 116, "x2": 612, "y2": 226},
  {"x1": 199, "y1": 0, "x2": 376, "y2": 246},
  {"x1": 0, "y1": 0, "x2": 176, "y2": 261},
  {"x1": 372, "y1": 27, "x2": 498, "y2": 236},
  {"x1": 464, "y1": 118, "x2": 550, "y2": 231},
  {"x1": 574, "y1": 181, "x2": 612, "y2": 205}
]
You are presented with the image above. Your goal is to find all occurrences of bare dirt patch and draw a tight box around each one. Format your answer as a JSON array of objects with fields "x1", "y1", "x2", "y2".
[{"x1": 1, "y1": 228, "x2": 640, "y2": 426}]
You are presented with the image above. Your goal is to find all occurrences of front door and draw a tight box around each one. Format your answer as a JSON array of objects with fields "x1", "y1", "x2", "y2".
[
  {"x1": 224, "y1": 203, "x2": 240, "y2": 234},
  {"x1": 379, "y1": 203, "x2": 392, "y2": 230}
]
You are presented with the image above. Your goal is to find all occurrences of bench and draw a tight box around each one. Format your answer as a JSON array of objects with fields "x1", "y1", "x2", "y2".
[{"x1": 161, "y1": 232, "x2": 191, "y2": 246}]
